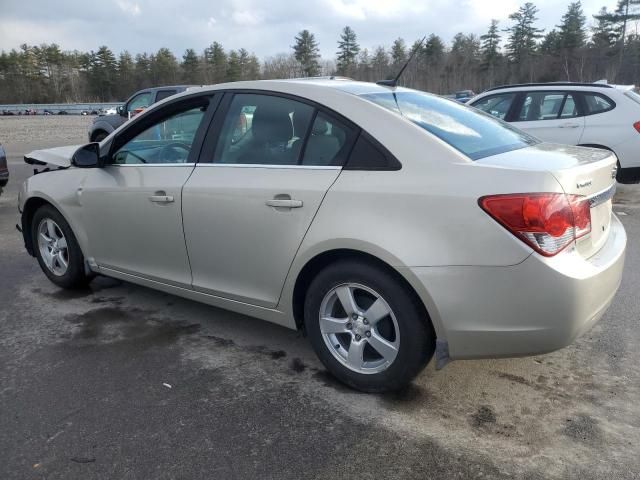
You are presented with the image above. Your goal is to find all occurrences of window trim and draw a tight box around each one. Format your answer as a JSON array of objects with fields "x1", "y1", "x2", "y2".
[
  {"x1": 107, "y1": 92, "x2": 221, "y2": 166},
  {"x1": 197, "y1": 89, "x2": 379, "y2": 169}
]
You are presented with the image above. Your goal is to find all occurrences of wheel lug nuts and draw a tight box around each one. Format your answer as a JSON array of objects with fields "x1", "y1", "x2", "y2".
[
  {"x1": 365, "y1": 331, "x2": 371, "y2": 338},
  {"x1": 355, "y1": 334, "x2": 361, "y2": 341},
  {"x1": 352, "y1": 314, "x2": 358, "y2": 320},
  {"x1": 363, "y1": 319, "x2": 369, "y2": 325},
  {"x1": 346, "y1": 323, "x2": 352, "y2": 330}
]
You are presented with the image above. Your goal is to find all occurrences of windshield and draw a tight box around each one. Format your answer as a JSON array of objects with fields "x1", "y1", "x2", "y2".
[{"x1": 361, "y1": 91, "x2": 538, "y2": 160}]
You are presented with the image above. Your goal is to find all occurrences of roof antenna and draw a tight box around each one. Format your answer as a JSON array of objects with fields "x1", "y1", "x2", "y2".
[{"x1": 376, "y1": 36, "x2": 427, "y2": 88}]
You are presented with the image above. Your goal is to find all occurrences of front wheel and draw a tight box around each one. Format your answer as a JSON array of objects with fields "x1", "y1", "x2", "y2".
[
  {"x1": 304, "y1": 260, "x2": 435, "y2": 392},
  {"x1": 32, "y1": 205, "x2": 91, "y2": 289}
]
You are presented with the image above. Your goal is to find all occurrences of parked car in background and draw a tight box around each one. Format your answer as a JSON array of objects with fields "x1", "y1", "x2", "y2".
[
  {"x1": 88, "y1": 86, "x2": 196, "y2": 142},
  {"x1": 454, "y1": 90, "x2": 475, "y2": 103},
  {"x1": 20, "y1": 79, "x2": 626, "y2": 392},
  {"x1": 0, "y1": 143, "x2": 8, "y2": 187},
  {"x1": 469, "y1": 82, "x2": 640, "y2": 183}
]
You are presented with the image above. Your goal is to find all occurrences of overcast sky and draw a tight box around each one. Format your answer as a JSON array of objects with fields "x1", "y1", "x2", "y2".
[{"x1": 0, "y1": 0, "x2": 620, "y2": 59}]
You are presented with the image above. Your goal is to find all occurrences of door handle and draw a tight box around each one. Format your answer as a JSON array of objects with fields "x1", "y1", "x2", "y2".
[
  {"x1": 559, "y1": 123, "x2": 580, "y2": 129},
  {"x1": 266, "y1": 199, "x2": 303, "y2": 208},
  {"x1": 149, "y1": 195, "x2": 174, "y2": 203}
]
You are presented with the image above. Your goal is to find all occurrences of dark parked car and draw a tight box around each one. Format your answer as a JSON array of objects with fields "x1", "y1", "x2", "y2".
[
  {"x1": 454, "y1": 90, "x2": 476, "y2": 103},
  {"x1": 0, "y1": 143, "x2": 8, "y2": 187},
  {"x1": 88, "y1": 85, "x2": 196, "y2": 142}
]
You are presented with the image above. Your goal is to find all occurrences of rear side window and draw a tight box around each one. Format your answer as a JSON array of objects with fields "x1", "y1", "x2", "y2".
[
  {"x1": 471, "y1": 93, "x2": 516, "y2": 120},
  {"x1": 301, "y1": 112, "x2": 355, "y2": 166},
  {"x1": 517, "y1": 92, "x2": 575, "y2": 121},
  {"x1": 583, "y1": 93, "x2": 615, "y2": 114},
  {"x1": 213, "y1": 93, "x2": 314, "y2": 165},
  {"x1": 345, "y1": 133, "x2": 400, "y2": 170},
  {"x1": 361, "y1": 91, "x2": 537, "y2": 160},
  {"x1": 156, "y1": 90, "x2": 178, "y2": 102}
]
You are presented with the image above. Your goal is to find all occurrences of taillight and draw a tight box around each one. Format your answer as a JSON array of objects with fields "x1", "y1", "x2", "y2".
[
  {"x1": 479, "y1": 193, "x2": 591, "y2": 257},
  {"x1": 634, "y1": 121, "x2": 640, "y2": 133}
]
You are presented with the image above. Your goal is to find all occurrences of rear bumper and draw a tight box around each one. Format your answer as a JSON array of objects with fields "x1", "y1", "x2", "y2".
[{"x1": 410, "y1": 214, "x2": 627, "y2": 359}]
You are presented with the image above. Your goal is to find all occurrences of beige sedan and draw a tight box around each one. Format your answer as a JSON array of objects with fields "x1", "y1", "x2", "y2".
[{"x1": 18, "y1": 79, "x2": 626, "y2": 392}]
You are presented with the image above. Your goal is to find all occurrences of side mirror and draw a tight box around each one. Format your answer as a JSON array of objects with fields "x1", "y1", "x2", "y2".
[
  {"x1": 72, "y1": 143, "x2": 102, "y2": 168},
  {"x1": 117, "y1": 105, "x2": 126, "y2": 116}
]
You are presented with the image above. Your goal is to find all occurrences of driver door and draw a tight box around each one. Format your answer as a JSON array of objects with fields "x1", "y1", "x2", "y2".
[{"x1": 80, "y1": 95, "x2": 215, "y2": 287}]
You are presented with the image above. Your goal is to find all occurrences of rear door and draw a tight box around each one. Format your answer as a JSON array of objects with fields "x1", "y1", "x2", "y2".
[
  {"x1": 182, "y1": 92, "x2": 357, "y2": 308},
  {"x1": 512, "y1": 91, "x2": 585, "y2": 144}
]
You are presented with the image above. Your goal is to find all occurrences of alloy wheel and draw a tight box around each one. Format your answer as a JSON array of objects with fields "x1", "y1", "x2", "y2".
[
  {"x1": 319, "y1": 283, "x2": 400, "y2": 374},
  {"x1": 37, "y1": 218, "x2": 69, "y2": 276}
]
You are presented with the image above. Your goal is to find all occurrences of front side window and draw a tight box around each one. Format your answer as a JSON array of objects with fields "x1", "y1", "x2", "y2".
[
  {"x1": 127, "y1": 92, "x2": 153, "y2": 113},
  {"x1": 213, "y1": 94, "x2": 314, "y2": 165},
  {"x1": 472, "y1": 93, "x2": 516, "y2": 120},
  {"x1": 583, "y1": 93, "x2": 614, "y2": 114},
  {"x1": 361, "y1": 91, "x2": 537, "y2": 160},
  {"x1": 112, "y1": 105, "x2": 207, "y2": 165}
]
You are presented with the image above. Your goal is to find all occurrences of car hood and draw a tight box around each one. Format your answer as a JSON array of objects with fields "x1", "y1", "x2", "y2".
[{"x1": 24, "y1": 144, "x2": 81, "y2": 168}]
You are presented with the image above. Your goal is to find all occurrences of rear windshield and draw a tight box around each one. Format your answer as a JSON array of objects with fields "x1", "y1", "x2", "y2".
[{"x1": 360, "y1": 91, "x2": 538, "y2": 160}]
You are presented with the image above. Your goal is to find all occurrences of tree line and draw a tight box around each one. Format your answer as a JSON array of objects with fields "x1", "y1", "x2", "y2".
[{"x1": 1, "y1": 0, "x2": 639, "y2": 104}]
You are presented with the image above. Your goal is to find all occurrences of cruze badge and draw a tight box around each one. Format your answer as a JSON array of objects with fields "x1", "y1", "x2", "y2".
[{"x1": 576, "y1": 180, "x2": 592, "y2": 189}]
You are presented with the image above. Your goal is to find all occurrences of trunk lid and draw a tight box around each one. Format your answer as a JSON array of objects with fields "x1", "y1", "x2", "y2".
[{"x1": 477, "y1": 143, "x2": 617, "y2": 259}]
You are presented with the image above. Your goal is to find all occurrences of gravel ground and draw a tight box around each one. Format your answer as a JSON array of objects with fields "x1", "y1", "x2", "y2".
[
  {"x1": 1, "y1": 117, "x2": 639, "y2": 479},
  {"x1": 0, "y1": 116, "x2": 94, "y2": 152}
]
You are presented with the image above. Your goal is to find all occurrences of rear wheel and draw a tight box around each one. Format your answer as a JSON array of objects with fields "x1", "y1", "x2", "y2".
[
  {"x1": 304, "y1": 260, "x2": 435, "y2": 392},
  {"x1": 32, "y1": 205, "x2": 91, "y2": 289}
]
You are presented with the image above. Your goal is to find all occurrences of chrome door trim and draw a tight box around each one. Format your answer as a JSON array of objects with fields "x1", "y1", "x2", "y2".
[
  {"x1": 194, "y1": 163, "x2": 341, "y2": 170},
  {"x1": 108, "y1": 163, "x2": 196, "y2": 167}
]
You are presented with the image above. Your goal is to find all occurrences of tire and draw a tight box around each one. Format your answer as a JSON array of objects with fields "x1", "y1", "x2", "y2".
[
  {"x1": 32, "y1": 205, "x2": 91, "y2": 289},
  {"x1": 304, "y1": 260, "x2": 435, "y2": 393},
  {"x1": 92, "y1": 131, "x2": 107, "y2": 142}
]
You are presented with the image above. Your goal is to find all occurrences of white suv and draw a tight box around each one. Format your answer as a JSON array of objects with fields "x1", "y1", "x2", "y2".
[{"x1": 469, "y1": 83, "x2": 640, "y2": 183}]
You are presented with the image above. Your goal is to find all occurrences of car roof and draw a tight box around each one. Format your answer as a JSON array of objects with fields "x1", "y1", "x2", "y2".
[
  {"x1": 184, "y1": 78, "x2": 419, "y2": 100},
  {"x1": 484, "y1": 82, "x2": 615, "y2": 92}
]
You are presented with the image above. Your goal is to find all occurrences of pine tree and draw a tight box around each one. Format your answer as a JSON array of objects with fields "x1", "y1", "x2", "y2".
[
  {"x1": 181, "y1": 48, "x2": 200, "y2": 84},
  {"x1": 134, "y1": 53, "x2": 151, "y2": 89},
  {"x1": 480, "y1": 20, "x2": 501, "y2": 86},
  {"x1": 505, "y1": 2, "x2": 544, "y2": 80},
  {"x1": 151, "y1": 48, "x2": 179, "y2": 85},
  {"x1": 116, "y1": 51, "x2": 136, "y2": 99},
  {"x1": 370, "y1": 46, "x2": 389, "y2": 80},
  {"x1": 226, "y1": 50, "x2": 241, "y2": 81},
  {"x1": 336, "y1": 26, "x2": 360, "y2": 76},
  {"x1": 390, "y1": 38, "x2": 407, "y2": 69},
  {"x1": 203, "y1": 42, "x2": 227, "y2": 84},
  {"x1": 558, "y1": 2, "x2": 586, "y2": 51},
  {"x1": 591, "y1": 7, "x2": 618, "y2": 49},
  {"x1": 293, "y1": 30, "x2": 321, "y2": 77},
  {"x1": 505, "y1": 2, "x2": 544, "y2": 63}
]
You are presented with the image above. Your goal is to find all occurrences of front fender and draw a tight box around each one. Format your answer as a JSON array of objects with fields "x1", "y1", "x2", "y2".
[{"x1": 21, "y1": 169, "x2": 92, "y2": 259}]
